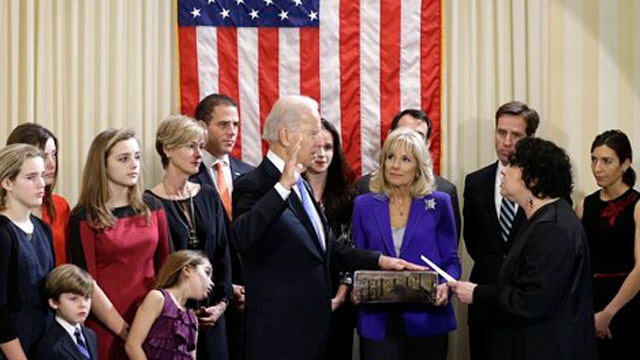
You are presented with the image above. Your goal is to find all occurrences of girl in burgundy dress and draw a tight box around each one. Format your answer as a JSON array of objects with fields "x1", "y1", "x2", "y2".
[
  {"x1": 68, "y1": 128, "x2": 171, "y2": 360},
  {"x1": 125, "y1": 250, "x2": 213, "y2": 360}
]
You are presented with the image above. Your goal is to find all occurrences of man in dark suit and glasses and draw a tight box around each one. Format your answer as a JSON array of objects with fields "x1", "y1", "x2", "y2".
[
  {"x1": 192, "y1": 93, "x2": 254, "y2": 360},
  {"x1": 355, "y1": 109, "x2": 461, "y2": 239},
  {"x1": 463, "y1": 101, "x2": 539, "y2": 360},
  {"x1": 231, "y1": 95, "x2": 424, "y2": 360}
]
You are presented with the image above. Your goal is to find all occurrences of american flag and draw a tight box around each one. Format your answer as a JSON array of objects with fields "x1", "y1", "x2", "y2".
[{"x1": 178, "y1": 0, "x2": 442, "y2": 175}]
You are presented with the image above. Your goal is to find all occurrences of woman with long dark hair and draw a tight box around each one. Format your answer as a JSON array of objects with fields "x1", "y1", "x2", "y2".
[{"x1": 303, "y1": 118, "x2": 357, "y2": 359}]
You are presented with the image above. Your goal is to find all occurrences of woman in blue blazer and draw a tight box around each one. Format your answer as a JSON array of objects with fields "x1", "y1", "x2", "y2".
[{"x1": 353, "y1": 128, "x2": 460, "y2": 360}]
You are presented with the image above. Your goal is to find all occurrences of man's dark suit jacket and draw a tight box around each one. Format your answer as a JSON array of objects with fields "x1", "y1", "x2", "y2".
[
  {"x1": 231, "y1": 157, "x2": 380, "y2": 360},
  {"x1": 192, "y1": 156, "x2": 254, "y2": 285},
  {"x1": 463, "y1": 161, "x2": 526, "y2": 359},
  {"x1": 355, "y1": 172, "x2": 461, "y2": 239},
  {"x1": 32, "y1": 321, "x2": 98, "y2": 360},
  {"x1": 191, "y1": 155, "x2": 254, "y2": 360}
]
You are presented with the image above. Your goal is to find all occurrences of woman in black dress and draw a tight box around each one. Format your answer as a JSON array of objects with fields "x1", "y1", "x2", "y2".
[
  {"x1": 575, "y1": 129, "x2": 639, "y2": 358},
  {"x1": 147, "y1": 115, "x2": 232, "y2": 360}
]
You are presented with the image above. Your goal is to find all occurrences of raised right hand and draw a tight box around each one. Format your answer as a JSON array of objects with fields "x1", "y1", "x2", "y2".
[{"x1": 279, "y1": 136, "x2": 303, "y2": 190}]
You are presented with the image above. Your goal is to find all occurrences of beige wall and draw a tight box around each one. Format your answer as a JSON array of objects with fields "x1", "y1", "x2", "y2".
[{"x1": 2, "y1": 1, "x2": 640, "y2": 359}]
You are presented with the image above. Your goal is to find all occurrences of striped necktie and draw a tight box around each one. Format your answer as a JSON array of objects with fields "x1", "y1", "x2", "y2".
[
  {"x1": 74, "y1": 327, "x2": 91, "y2": 359},
  {"x1": 499, "y1": 197, "x2": 516, "y2": 242}
]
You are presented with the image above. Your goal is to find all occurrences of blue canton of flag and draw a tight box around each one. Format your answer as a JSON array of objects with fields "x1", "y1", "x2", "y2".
[{"x1": 178, "y1": 0, "x2": 320, "y2": 28}]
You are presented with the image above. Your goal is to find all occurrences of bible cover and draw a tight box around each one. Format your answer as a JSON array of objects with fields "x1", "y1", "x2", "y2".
[{"x1": 353, "y1": 271, "x2": 438, "y2": 304}]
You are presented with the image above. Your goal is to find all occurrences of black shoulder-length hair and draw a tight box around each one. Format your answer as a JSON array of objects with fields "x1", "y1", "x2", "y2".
[{"x1": 508, "y1": 137, "x2": 573, "y2": 200}]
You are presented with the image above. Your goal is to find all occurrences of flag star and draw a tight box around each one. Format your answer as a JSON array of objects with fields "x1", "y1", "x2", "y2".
[
  {"x1": 249, "y1": 9, "x2": 260, "y2": 19},
  {"x1": 236, "y1": 0, "x2": 245, "y2": 5},
  {"x1": 278, "y1": 10, "x2": 289, "y2": 20},
  {"x1": 264, "y1": 0, "x2": 274, "y2": 6},
  {"x1": 190, "y1": 7, "x2": 201, "y2": 18},
  {"x1": 308, "y1": 10, "x2": 318, "y2": 21},
  {"x1": 207, "y1": 0, "x2": 215, "y2": 4},
  {"x1": 293, "y1": 0, "x2": 303, "y2": 5},
  {"x1": 220, "y1": 8, "x2": 231, "y2": 19}
]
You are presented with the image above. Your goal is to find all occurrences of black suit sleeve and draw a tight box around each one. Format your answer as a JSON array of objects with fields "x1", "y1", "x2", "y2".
[
  {"x1": 209, "y1": 191, "x2": 233, "y2": 302},
  {"x1": 446, "y1": 185, "x2": 461, "y2": 240},
  {"x1": 463, "y1": 175, "x2": 480, "y2": 260},
  {"x1": 330, "y1": 240, "x2": 380, "y2": 273}
]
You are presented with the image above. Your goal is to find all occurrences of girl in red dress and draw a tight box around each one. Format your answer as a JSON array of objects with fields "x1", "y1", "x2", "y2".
[{"x1": 69, "y1": 128, "x2": 170, "y2": 360}]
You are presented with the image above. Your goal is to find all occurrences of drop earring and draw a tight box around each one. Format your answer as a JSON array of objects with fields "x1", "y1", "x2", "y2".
[{"x1": 527, "y1": 193, "x2": 534, "y2": 210}]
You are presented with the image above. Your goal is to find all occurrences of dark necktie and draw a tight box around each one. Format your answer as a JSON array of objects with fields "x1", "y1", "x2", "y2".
[
  {"x1": 499, "y1": 197, "x2": 516, "y2": 242},
  {"x1": 74, "y1": 327, "x2": 91, "y2": 359},
  {"x1": 296, "y1": 178, "x2": 325, "y2": 250}
]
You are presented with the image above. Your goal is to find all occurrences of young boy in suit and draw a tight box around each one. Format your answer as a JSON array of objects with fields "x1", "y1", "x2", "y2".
[{"x1": 33, "y1": 264, "x2": 99, "y2": 360}]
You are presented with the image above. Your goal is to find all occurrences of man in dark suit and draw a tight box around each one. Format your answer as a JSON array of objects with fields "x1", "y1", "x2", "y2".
[
  {"x1": 192, "y1": 93, "x2": 254, "y2": 360},
  {"x1": 231, "y1": 95, "x2": 424, "y2": 360},
  {"x1": 462, "y1": 101, "x2": 539, "y2": 360},
  {"x1": 355, "y1": 109, "x2": 461, "y2": 238}
]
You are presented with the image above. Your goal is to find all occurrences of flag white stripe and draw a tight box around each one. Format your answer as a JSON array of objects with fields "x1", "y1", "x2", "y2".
[
  {"x1": 279, "y1": 28, "x2": 300, "y2": 98},
  {"x1": 360, "y1": 0, "x2": 381, "y2": 175},
  {"x1": 400, "y1": 0, "x2": 421, "y2": 110},
  {"x1": 197, "y1": 27, "x2": 219, "y2": 98},
  {"x1": 237, "y1": 28, "x2": 262, "y2": 166},
  {"x1": 319, "y1": 0, "x2": 341, "y2": 132}
]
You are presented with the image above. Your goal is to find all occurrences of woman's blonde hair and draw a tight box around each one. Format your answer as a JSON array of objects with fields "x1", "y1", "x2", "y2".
[
  {"x1": 0, "y1": 144, "x2": 43, "y2": 211},
  {"x1": 75, "y1": 128, "x2": 149, "y2": 229},
  {"x1": 370, "y1": 128, "x2": 435, "y2": 197},
  {"x1": 155, "y1": 250, "x2": 210, "y2": 289},
  {"x1": 155, "y1": 115, "x2": 207, "y2": 169}
]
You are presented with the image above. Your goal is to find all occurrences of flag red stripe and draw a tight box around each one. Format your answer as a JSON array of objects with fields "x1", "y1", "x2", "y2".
[
  {"x1": 379, "y1": 0, "x2": 401, "y2": 145},
  {"x1": 217, "y1": 28, "x2": 240, "y2": 101},
  {"x1": 421, "y1": 0, "x2": 442, "y2": 173},
  {"x1": 339, "y1": 0, "x2": 362, "y2": 175},
  {"x1": 216, "y1": 28, "x2": 243, "y2": 158},
  {"x1": 299, "y1": 28, "x2": 321, "y2": 105},
  {"x1": 178, "y1": 26, "x2": 200, "y2": 116},
  {"x1": 258, "y1": 28, "x2": 279, "y2": 155}
]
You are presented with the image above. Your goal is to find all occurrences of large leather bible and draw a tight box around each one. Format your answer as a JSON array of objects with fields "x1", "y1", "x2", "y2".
[{"x1": 353, "y1": 271, "x2": 438, "y2": 304}]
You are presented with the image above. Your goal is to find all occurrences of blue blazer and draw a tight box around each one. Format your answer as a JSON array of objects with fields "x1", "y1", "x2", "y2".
[{"x1": 353, "y1": 191, "x2": 460, "y2": 340}]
